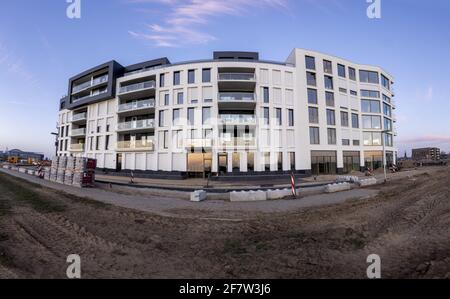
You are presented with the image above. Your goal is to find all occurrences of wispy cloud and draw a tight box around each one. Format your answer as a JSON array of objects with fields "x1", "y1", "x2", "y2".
[
  {"x1": 0, "y1": 42, "x2": 38, "y2": 85},
  {"x1": 126, "y1": 0, "x2": 288, "y2": 47},
  {"x1": 398, "y1": 135, "x2": 450, "y2": 145}
]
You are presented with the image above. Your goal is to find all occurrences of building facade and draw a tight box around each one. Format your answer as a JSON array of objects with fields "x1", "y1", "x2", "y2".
[
  {"x1": 412, "y1": 148, "x2": 441, "y2": 161},
  {"x1": 56, "y1": 49, "x2": 397, "y2": 177}
]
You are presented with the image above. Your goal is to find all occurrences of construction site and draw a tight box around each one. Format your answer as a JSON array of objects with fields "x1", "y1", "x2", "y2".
[{"x1": 0, "y1": 161, "x2": 449, "y2": 279}]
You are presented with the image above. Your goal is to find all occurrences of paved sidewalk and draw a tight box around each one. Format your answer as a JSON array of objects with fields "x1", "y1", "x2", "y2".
[{"x1": 1, "y1": 168, "x2": 379, "y2": 218}]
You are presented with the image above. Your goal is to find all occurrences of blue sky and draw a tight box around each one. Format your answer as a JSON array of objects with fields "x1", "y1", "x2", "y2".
[{"x1": 0, "y1": 0, "x2": 449, "y2": 158}]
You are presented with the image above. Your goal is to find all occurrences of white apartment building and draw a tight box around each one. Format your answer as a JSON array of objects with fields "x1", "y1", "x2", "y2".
[{"x1": 56, "y1": 50, "x2": 397, "y2": 178}]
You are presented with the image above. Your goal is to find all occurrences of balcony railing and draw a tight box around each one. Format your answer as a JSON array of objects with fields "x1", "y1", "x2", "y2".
[
  {"x1": 73, "y1": 89, "x2": 107, "y2": 103},
  {"x1": 72, "y1": 112, "x2": 87, "y2": 122},
  {"x1": 218, "y1": 92, "x2": 256, "y2": 102},
  {"x1": 117, "y1": 140, "x2": 154, "y2": 151},
  {"x1": 219, "y1": 137, "x2": 257, "y2": 147},
  {"x1": 72, "y1": 75, "x2": 108, "y2": 94},
  {"x1": 119, "y1": 81, "x2": 155, "y2": 94},
  {"x1": 117, "y1": 119, "x2": 155, "y2": 131},
  {"x1": 218, "y1": 73, "x2": 256, "y2": 81},
  {"x1": 118, "y1": 99, "x2": 155, "y2": 113},
  {"x1": 219, "y1": 114, "x2": 256, "y2": 125},
  {"x1": 71, "y1": 128, "x2": 86, "y2": 136},
  {"x1": 70, "y1": 143, "x2": 85, "y2": 151},
  {"x1": 185, "y1": 139, "x2": 213, "y2": 148}
]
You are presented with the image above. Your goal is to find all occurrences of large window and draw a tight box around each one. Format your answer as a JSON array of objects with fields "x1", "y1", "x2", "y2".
[
  {"x1": 308, "y1": 88, "x2": 318, "y2": 104},
  {"x1": 289, "y1": 152, "x2": 296, "y2": 171},
  {"x1": 338, "y1": 64, "x2": 346, "y2": 78},
  {"x1": 305, "y1": 56, "x2": 316, "y2": 70},
  {"x1": 362, "y1": 99, "x2": 381, "y2": 113},
  {"x1": 288, "y1": 109, "x2": 294, "y2": 126},
  {"x1": 349, "y1": 67, "x2": 356, "y2": 81},
  {"x1": 310, "y1": 127, "x2": 320, "y2": 145},
  {"x1": 341, "y1": 111, "x2": 349, "y2": 127},
  {"x1": 275, "y1": 108, "x2": 282, "y2": 126},
  {"x1": 306, "y1": 72, "x2": 316, "y2": 86},
  {"x1": 325, "y1": 92, "x2": 335, "y2": 107},
  {"x1": 187, "y1": 108, "x2": 195, "y2": 126},
  {"x1": 323, "y1": 60, "x2": 332, "y2": 74},
  {"x1": 359, "y1": 70, "x2": 379, "y2": 84},
  {"x1": 177, "y1": 92, "x2": 184, "y2": 105},
  {"x1": 361, "y1": 90, "x2": 380, "y2": 98},
  {"x1": 173, "y1": 109, "x2": 181, "y2": 125},
  {"x1": 160, "y1": 73, "x2": 165, "y2": 87},
  {"x1": 385, "y1": 133, "x2": 393, "y2": 147},
  {"x1": 202, "y1": 68, "x2": 211, "y2": 83},
  {"x1": 309, "y1": 107, "x2": 319, "y2": 124},
  {"x1": 362, "y1": 115, "x2": 382, "y2": 129},
  {"x1": 326, "y1": 109, "x2": 335, "y2": 126},
  {"x1": 363, "y1": 132, "x2": 382, "y2": 146},
  {"x1": 173, "y1": 71, "x2": 181, "y2": 85},
  {"x1": 352, "y1": 113, "x2": 359, "y2": 128},
  {"x1": 311, "y1": 151, "x2": 337, "y2": 175},
  {"x1": 384, "y1": 117, "x2": 392, "y2": 131},
  {"x1": 263, "y1": 107, "x2": 270, "y2": 125},
  {"x1": 381, "y1": 74, "x2": 390, "y2": 90},
  {"x1": 202, "y1": 107, "x2": 211, "y2": 125},
  {"x1": 383, "y1": 102, "x2": 392, "y2": 117},
  {"x1": 159, "y1": 110, "x2": 165, "y2": 127},
  {"x1": 263, "y1": 87, "x2": 270, "y2": 103},
  {"x1": 188, "y1": 69, "x2": 195, "y2": 84},
  {"x1": 324, "y1": 75, "x2": 334, "y2": 90},
  {"x1": 327, "y1": 128, "x2": 337, "y2": 145},
  {"x1": 383, "y1": 94, "x2": 391, "y2": 103},
  {"x1": 164, "y1": 94, "x2": 170, "y2": 106}
]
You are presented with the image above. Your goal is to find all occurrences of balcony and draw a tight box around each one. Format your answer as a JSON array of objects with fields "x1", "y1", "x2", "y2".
[
  {"x1": 72, "y1": 89, "x2": 108, "y2": 103},
  {"x1": 118, "y1": 99, "x2": 155, "y2": 117},
  {"x1": 218, "y1": 92, "x2": 256, "y2": 109},
  {"x1": 219, "y1": 114, "x2": 256, "y2": 126},
  {"x1": 70, "y1": 143, "x2": 85, "y2": 152},
  {"x1": 118, "y1": 81, "x2": 156, "y2": 100},
  {"x1": 71, "y1": 112, "x2": 87, "y2": 124},
  {"x1": 219, "y1": 137, "x2": 257, "y2": 149},
  {"x1": 117, "y1": 119, "x2": 155, "y2": 133},
  {"x1": 184, "y1": 139, "x2": 213, "y2": 149},
  {"x1": 117, "y1": 140, "x2": 154, "y2": 152},
  {"x1": 71, "y1": 128, "x2": 86, "y2": 137},
  {"x1": 72, "y1": 75, "x2": 108, "y2": 94},
  {"x1": 218, "y1": 73, "x2": 256, "y2": 91}
]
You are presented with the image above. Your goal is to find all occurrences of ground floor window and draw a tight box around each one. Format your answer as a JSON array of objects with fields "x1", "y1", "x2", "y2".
[
  {"x1": 364, "y1": 151, "x2": 383, "y2": 170},
  {"x1": 289, "y1": 152, "x2": 296, "y2": 171},
  {"x1": 232, "y1": 152, "x2": 240, "y2": 172},
  {"x1": 343, "y1": 151, "x2": 360, "y2": 174},
  {"x1": 247, "y1": 152, "x2": 254, "y2": 172},
  {"x1": 264, "y1": 153, "x2": 270, "y2": 171},
  {"x1": 218, "y1": 153, "x2": 228, "y2": 174},
  {"x1": 277, "y1": 152, "x2": 283, "y2": 171},
  {"x1": 311, "y1": 151, "x2": 337, "y2": 175},
  {"x1": 187, "y1": 152, "x2": 212, "y2": 178}
]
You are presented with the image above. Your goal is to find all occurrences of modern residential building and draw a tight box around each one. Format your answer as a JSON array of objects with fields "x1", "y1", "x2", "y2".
[
  {"x1": 412, "y1": 147, "x2": 441, "y2": 161},
  {"x1": 56, "y1": 49, "x2": 397, "y2": 178}
]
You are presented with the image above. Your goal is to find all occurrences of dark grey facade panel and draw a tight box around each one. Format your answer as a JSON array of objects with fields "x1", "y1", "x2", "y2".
[
  {"x1": 213, "y1": 51, "x2": 259, "y2": 61},
  {"x1": 123, "y1": 57, "x2": 171, "y2": 74}
]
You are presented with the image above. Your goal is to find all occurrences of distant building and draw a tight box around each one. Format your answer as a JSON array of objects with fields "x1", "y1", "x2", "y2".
[
  {"x1": 5, "y1": 149, "x2": 44, "y2": 162},
  {"x1": 441, "y1": 152, "x2": 448, "y2": 160},
  {"x1": 412, "y1": 147, "x2": 441, "y2": 161}
]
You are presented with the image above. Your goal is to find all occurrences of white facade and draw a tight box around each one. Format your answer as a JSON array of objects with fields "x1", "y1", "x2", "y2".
[{"x1": 57, "y1": 49, "x2": 397, "y2": 176}]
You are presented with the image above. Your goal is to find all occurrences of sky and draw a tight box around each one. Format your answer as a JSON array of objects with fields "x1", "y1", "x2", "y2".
[{"x1": 0, "y1": 0, "x2": 449, "y2": 158}]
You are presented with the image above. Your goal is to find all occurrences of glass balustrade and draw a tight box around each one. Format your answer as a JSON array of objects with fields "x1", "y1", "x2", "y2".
[
  {"x1": 218, "y1": 73, "x2": 256, "y2": 81},
  {"x1": 117, "y1": 119, "x2": 155, "y2": 131},
  {"x1": 219, "y1": 114, "x2": 256, "y2": 124},
  {"x1": 117, "y1": 140, "x2": 154, "y2": 150},
  {"x1": 71, "y1": 128, "x2": 86, "y2": 136},
  {"x1": 218, "y1": 92, "x2": 255, "y2": 102},
  {"x1": 119, "y1": 81, "x2": 156, "y2": 94},
  {"x1": 118, "y1": 99, "x2": 155, "y2": 112},
  {"x1": 72, "y1": 112, "x2": 87, "y2": 121}
]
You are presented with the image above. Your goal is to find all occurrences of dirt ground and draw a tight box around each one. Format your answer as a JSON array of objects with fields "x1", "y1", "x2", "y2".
[{"x1": 0, "y1": 167, "x2": 449, "y2": 279}]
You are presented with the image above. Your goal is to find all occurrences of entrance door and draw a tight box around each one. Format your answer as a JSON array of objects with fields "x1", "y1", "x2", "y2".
[
  {"x1": 116, "y1": 154, "x2": 122, "y2": 171},
  {"x1": 218, "y1": 153, "x2": 228, "y2": 174}
]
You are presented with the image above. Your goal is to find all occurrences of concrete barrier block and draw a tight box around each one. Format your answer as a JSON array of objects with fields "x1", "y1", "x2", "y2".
[
  {"x1": 267, "y1": 188, "x2": 292, "y2": 200},
  {"x1": 190, "y1": 190, "x2": 207, "y2": 202},
  {"x1": 19, "y1": 168, "x2": 27, "y2": 173},
  {"x1": 336, "y1": 176, "x2": 360, "y2": 183},
  {"x1": 358, "y1": 178, "x2": 378, "y2": 187},
  {"x1": 2, "y1": 165, "x2": 11, "y2": 169},
  {"x1": 230, "y1": 190, "x2": 267, "y2": 202},
  {"x1": 325, "y1": 182, "x2": 351, "y2": 193}
]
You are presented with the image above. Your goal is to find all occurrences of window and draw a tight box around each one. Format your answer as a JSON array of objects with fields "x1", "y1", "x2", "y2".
[
  {"x1": 173, "y1": 109, "x2": 180, "y2": 125},
  {"x1": 173, "y1": 71, "x2": 181, "y2": 85},
  {"x1": 350, "y1": 90, "x2": 357, "y2": 96},
  {"x1": 305, "y1": 56, "x2": 316, "y2": 70},
  {"x1": 64, "y1": 139, "x2": 68, "y2": 151},
  {"x1": 105, "y1": 135, "x2": 110, "y2": 150},
  {"x1": 383, "y1": 94, "x2": 391, "y2": 103},
  {"x1": 384, "y1": 117, "x2": 392, "y2": 131},
  {"x1": 353, "y1": 140, "x2": 360, "y2": 146},
  {"x1": 66, "y1": 125, "x2": 69, "y2": 137},
  {"x1": 306, "y1": 72, "x2": 316, "y2": 86},
  {"x1": 160, "y1": 73, "x2": 165, "y2": 87},
  {"x1": 164, "y1": 94, "x2": 170, "y2": 106},
  {"x1": 361, "y1": 90, "x2": 380, "y2": 98},
  {"x1": 381, "y1": 74, "x2": 390, "y2": 90},
  {"x1": 325, "y1": 92, "x2": 335, "y2": 107},
  {"x1": 349, "y1": 67, "x2": 356, "y2": 81},
  {"x1": 342, "y1": 139, "x2": 350, "y2": 146},
  {"x1": 289, "y1": 152, "x2": 296, "y2": 171},
  {"x1": 362, "y1": 115, "x2": 382, "y2": 129},
  {"x1": 308, "y1": 88, "x2": 318, "y2": 104},
  {"x1": 159, "y1": 110, "x2": 165, "y2": 127},
  {"x1": 202, "y1": 107, "x2": 211, "y2": 125},
  {"x1": 339, "y1": 88, "x2": 347, "y2": 94},
  {"x1": 188, "y1": 108, "x2": 195, "y2": 126},
  {"x1": 60, "y1": 126, "x2": 64, "y2": 137},
  {"x1": 338, "y1": 64, "x2": 346, "y2": 78},
  {"x1": 309, "y1": 107, "x2": 319, "y2": 124},
  {"x1": 341, "y1": 111, "x2": 349, "y2": 127},
  {"x1": 96, "y1": 136, "x2": 100, "y2": 151},
  {"x1": 310, "y1": 127, "x2": 320, "y2": 144},
  {"x1": 326, "y1": 109, "x2": 335, "y2": 126},
  {"x1": 163, "y1": 131, "x2": 169, "y2": 149},
  {"x1": 275, "y1": 108, "x2": 282, "y2": 126},
  {"x1": 106, "y1": 124, "x2": 110, "y2": 132},
  {"x1": 327, "y1": 128, "x2": 337, "y2": 145},
  {"x1": 361, "y1": 100, "x2": 381, "y2": 113},
  {"x1": 188, "y1": 70, "x2": 195, "y2": 84},
  {"x1": 352, "y1": 113, "x2": 359, "y2": 128},
  {"x1": 288, "y1": 109, "x2": 294, "y2": 126},
  {"x1": 202, "y1": 68, "x2": 211, "y2": 83},
  {"x1": 363, "y1": 132, "x2": 382, "y2": 146},
  {"x1": 177, "y1": 92, "x2": 184, "y2": 105},
  {"x1": 323, "y1": 60, "x2": 332, "y2": 74},
  {"x1": 97, "y1": 126, "x2": 101, "y2": 133},
  {"x1": 263, "y1": 87, "x2": 270, "y2": 103},
  {"x1": 385, "y1": 133, "x2": 393, "y2": 147},
  {"x1": 263, "y1": 107, "x2": 270, "y2": 125},
  {"x1": 359, "y1": 70, "x2": 379, "y2": 84},
  {"x1": 324, "y1": 75, "x2": 334, "y2": 90},
  {"x1": 383, "y1": 103, "x2": 392, "y2": 117},
  {"x1": 89, "y1": 137, "x2": 93, "y2": 151}
]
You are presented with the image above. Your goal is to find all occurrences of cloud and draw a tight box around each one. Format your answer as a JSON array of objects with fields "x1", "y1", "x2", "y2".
[
  {"x1": 398, "y1": 135, "x2": 450, "y2": 145},
  {"x1": 425, "y1": 86, "x2": 433, "y2": 102},
  {"x1": 126, "y1": 0, "x2": 288, "y2": 47},
  {"x1": 0, "y1": 43, "x2": 38, "y2": 85}
]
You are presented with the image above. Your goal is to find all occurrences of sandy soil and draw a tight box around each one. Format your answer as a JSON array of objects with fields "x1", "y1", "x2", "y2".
[{"x1": 0, "y1": 167, "x2": 449, "y2": 279}]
